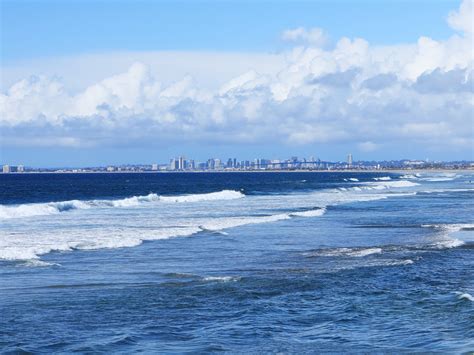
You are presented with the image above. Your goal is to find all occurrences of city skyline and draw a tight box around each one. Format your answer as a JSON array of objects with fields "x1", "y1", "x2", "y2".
[{"x1": 2, "y1": 152, "x2": 472, "y2": 172}]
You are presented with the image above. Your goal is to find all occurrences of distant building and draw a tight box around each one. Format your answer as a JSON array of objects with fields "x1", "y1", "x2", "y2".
[
  {"x1": 106, "y1": 166, "x2": 115, "y2": 172},
  {"x1": 347, "y1": 154, "x2": 353, "y2": 166},
  {"x1": 178, "y1": 156, "x2": 185, "y2": 170},
  {"x1": 17, "y1": 165, "x2": 24, "y2": 173},
  {"x1": 2, "y1": 165, "x2": 10, "y2": 173},
  {"x1": 151, "y1": 163, "x2": 158, "y2": 171}
]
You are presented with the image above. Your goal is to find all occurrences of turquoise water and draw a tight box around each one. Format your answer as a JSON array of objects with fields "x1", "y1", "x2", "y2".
[{"x1": 1, "y1": 172, "x2": 473, "y2": 352}]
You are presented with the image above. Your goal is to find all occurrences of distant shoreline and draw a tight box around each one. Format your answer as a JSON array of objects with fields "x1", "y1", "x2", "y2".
[{"x1": 3, "y1": 168, "x2": 473, "y2": 175}]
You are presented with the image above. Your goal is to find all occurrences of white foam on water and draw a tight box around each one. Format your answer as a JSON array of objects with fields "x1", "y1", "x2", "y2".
[
  {"x1": 200, "y1": 213, "x2": 291, "y2": 231},
  {"x1": 0, "y1": 200, "x2": 91, "y2": 219},
  {"x1": 290, "y1": 208, "x2": 326, "y2": 217},
  {"x1": 18, "y1": 260, "x2": 61, "y2": 268},
  {"x1": 373, "y1": 180, "x2": 420, "y2": 188},
  {"x1": 98, "y1": 193, "x2": 160, "y2": 207},
  {"x1": 434, "y1": 239, "x2": 465, "y2": 248},
  {"x1": 159, "y1": 190, "x2": 244, "y2": 203},
  {"x1": 383, "y1": 259, "x2": 414, "y2": 266},
  {"x1": 373, "y1": 176, "x2": 391, "y2": 181},
  {"x1": 0, "y1": 175, "x2": 424, "y2": 262},
  {"x1": 0, "y1": 226, "x2": 203, "y2": 262},
  {"x1": 202, "y1": 276, "x2": 240, "y2": 282},
  {"x1": 349, "y1": 178, "x2": 359, "y2": 182},
  {"x1": 456, "y1": 293, "x2": 474, "y2": 302},
  {"x1": 400, "y1": 174, "x2": 418, "y2": 179},
  {"x1": 345, "y1": 180, "x2": 419, "y2": 193},
  {"x1": 0, "y1": 190, "x2": 245, "y2": 220},
  {"x1": 422, "y1": 223, "x2": 474, "y2": 232},
  {"x1": 423, "y1": 177, "x2": 456, "y2": 182},
  {"x1": 417, "y1": 188, "x2": 474, "y2": 194},
  {"x1": 0, "y1": 213, "x2": 296, "y2": 261},
  {"x1": 348, "y1": 247, "x2": 383, "y2": 257},
  {"x1": 421, "y1": 223, "x2": 472, "y2": 249},
  {"x1": 311, "y1": 247, "x2": 382, "y2": 257}
]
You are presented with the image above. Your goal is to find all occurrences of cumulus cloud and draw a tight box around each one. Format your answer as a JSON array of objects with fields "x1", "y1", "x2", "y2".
[
  {"x1": 1, "y1": 0, "x2": 473, "y2": 156},
  {"x1": 447, "y1": 0, "x2": 473, "y2": 34}
]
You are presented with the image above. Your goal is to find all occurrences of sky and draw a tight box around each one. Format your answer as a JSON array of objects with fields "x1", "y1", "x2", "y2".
[{"x1": 0, "y1": 0, "x2": 473, "y2": 167}]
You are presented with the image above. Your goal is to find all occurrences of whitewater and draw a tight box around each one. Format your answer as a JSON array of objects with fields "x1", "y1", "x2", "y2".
[{"x1": 0, "y1": 179, "x2": 424, "y2": 261}]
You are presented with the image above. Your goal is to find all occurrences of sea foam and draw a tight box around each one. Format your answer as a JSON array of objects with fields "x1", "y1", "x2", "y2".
[
  {"x1": 0, "y1": 175, "x2": 424, "y2": 262},
  {"x1": 290, "y1": 208, "x2": 326, "y2": 217},
  {"x1": 421, "y1": 223, "x2": 473, "y2": 249},
  {"x1": 457, "y1": 293, "x2": 474, "y2": 302},
  {"x1": 310, "y1": 247, "x2": 383, "y2": 257},
  {"x1": 0, "y1": 190, "x2": 245, "y2": 220}
]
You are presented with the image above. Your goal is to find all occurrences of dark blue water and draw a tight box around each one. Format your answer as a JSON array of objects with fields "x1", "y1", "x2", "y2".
[{"x1": 1, "y1": 172, "x2": 473, "y2": 353}]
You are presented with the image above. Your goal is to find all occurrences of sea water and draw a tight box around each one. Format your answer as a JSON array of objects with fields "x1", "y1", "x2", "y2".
[{"x1": 0, "y1": 172, "x2": 473, "y2": 352}]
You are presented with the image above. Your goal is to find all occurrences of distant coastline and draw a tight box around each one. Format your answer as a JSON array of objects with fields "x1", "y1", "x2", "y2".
[{"x1": 2, "y1": 168, "x2": 473, "y2": 175}]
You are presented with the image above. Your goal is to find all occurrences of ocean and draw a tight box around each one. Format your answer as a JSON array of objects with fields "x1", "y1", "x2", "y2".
[{"x1": 0, "y1": 171, "x2": 473, "y2": 353}]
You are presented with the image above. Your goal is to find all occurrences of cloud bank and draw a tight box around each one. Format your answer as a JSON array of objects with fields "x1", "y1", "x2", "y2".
[{"x1": 1, "y1": 0, "x2": 473, "y2": 157}]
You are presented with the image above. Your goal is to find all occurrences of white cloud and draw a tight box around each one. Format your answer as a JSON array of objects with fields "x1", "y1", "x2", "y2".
[
  {"x1": 281, "y1": 27, "x2": 327, "y2": 47},
  {"x1": 1, "y1": 1, "x2": 473, "y2": 157},
  {"x1": 447, "y1": 0, "x2": 473, "y2": 35}
]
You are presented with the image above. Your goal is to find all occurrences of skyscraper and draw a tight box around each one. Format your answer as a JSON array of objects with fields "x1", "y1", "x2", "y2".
[
  {"x1": 347, "y1": 154, "x2": 353, "y2": 166},
  {"x1": 178, "y1": 156, "x2": 185, "y2": 170}
]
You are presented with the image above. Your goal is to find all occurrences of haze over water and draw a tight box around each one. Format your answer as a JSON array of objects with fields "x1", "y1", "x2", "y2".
[{"x1": 1, "y1": 171, "x2": 473, "y2": 352}]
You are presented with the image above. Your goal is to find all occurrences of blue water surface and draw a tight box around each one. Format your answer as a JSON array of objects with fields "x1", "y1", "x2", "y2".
[{"x1": 0, "y1": 172, "x2": 473, "y2": 353}]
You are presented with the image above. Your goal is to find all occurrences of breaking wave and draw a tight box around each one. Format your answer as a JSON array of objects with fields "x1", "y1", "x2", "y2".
[
  {"x1": 290, "y1": 208, "x2": 326, "y2": 217},
  {"x1": 373, "y1": 176, "x2": 391, "y2": 181},
  {"x1": 0, "y1": 190, "x2": 245, "y2": 220},
  {"x1": 0, "y1": 177, "x2": 424, "y2": 262},
  {"x1": 400, "y1": 174, "x2": 420, "y2": 179},
  {"x1": 421, "y1": 223, "x2": 474, "y2": 249},
  {"x1": 455, "y1": 292, "x2": 474, "y2": 302}
]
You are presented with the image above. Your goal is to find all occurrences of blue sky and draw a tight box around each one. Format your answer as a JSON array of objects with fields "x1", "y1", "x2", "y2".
[
  {"x1": 2, "y1": 0, "x2": 457, "y2": 62},
  {"x1": 1, "y1": 0, "x2": 472, "y2": 167}
]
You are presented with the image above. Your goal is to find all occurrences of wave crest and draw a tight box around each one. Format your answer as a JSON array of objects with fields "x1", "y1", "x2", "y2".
[{"x1": 0, "y1": 190, "x2": 245, "y2": 220}]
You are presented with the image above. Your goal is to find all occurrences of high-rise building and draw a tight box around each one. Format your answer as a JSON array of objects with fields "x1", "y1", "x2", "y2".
[
  {"x1": 178, "y1": 156, "x2": 185, "y2": 170},
  {"x1": 347, "y1": 154, "x2": 353, "y2": 166},
  {"x1": 2, "y1": 165, "x2": 10, "y2": 173},
  {"x1": 207, "y1": 159, "x2": 215, "y2": 170},
  {"x1": 169, "y1": 158, "x2": 177, "y2": 170}
]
